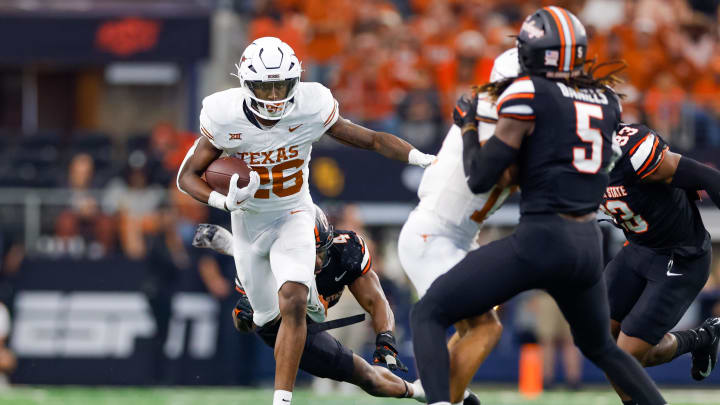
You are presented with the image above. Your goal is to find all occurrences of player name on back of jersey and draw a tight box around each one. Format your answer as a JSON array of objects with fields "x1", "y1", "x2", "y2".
[
  {"x1": 236, "y1": 145, "x2": 300, "y2": 165},
  {"x1": 604, "y1": 185, "x2": 628, "y2": 199},
  {"x1": 555, "y1": 82, "x2": 609, "y2": 105}
]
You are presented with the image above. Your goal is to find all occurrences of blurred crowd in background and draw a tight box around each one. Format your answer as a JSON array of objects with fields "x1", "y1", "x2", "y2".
[{"x1": 1, "y1": 0, "x2": 720, "y2": 388}]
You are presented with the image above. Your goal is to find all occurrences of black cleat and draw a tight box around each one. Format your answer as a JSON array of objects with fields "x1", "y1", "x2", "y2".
[
  {"x1": 691, "y1": 317, "x2": 720, "y2": 381},
  {"x1": 463, "y1": 391, "x2": 481, "y2": 405}
]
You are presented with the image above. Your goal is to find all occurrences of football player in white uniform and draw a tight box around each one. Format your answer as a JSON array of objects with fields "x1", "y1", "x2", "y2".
[
  {"x1": 176, "y1": 37, "x2": 434, "y2": 405},
  {"x1": 398, "y1": 49, "x2": 519, "y2": 405}
]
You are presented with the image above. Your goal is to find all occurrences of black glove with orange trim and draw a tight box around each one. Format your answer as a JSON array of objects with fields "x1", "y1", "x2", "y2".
[
  {"x1": 452, "y1": 91, "x2": 479, "y2": 129},
  {"x1": 373, "y1": 331, "x2": 408, "y2": 372},
  {"x1": 232, "y1": 287, "x2": 255, "y2": 333}
]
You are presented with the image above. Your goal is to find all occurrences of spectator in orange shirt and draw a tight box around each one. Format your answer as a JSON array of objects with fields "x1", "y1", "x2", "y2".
[
  {"x1": 643, "y1": 72, "x2": 686, "y2": 144},
  {"x1": 248, "y1": 0, "x2": 307, "y2": 63},
  {"x1": 434, "y1": 30, "x2": 493, "y2": 119},
  {"x1": 302, "y1": 0, "x2": 354, "y2": 84},
  {"x1": 334, "y1": 32, "x2": 399, "y2": 133}
]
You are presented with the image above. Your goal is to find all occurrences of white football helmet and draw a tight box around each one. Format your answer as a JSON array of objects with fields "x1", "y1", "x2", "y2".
[
  {"x1": 234, "y1": 37, "x2": 302, "y2": 120},
  {"x1": 489, "y1": 48, "x2": 521, "y2": 83}
]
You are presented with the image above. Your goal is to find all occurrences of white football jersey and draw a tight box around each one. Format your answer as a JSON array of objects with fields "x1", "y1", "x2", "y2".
[
  {"x1": 417, "y1": 92, "x2": 514, "y2": 237},
  {"x1": 199, "y1": 82, "x2": 339, "y2": 212}
]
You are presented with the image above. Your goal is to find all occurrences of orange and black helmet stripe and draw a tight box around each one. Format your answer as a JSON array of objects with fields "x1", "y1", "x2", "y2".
[
  {"x1": 543, "y1": 6, "x2": 577, "y2": 72},
  {"x1": 558, "y1": 7, "x2": 577, "y2": 70}
]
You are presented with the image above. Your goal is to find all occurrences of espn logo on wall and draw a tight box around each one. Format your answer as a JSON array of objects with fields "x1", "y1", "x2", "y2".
[{"x1": 11, "y1": 291, "x2": 219, "y2": 359}]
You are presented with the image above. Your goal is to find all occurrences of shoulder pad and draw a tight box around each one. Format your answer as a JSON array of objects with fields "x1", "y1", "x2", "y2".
[
  {"x1": 496, "y1": 76, "x2": 536, "y2": 120},
  {"x1": 202, "y1": 88, "x2": 243, "y2": 126},
  {"x1": 616, "y1": 123, "x2": 668, "y2": 179},
  {"x1": 615, "y1": 123, "x2": 652, "y2": 150}
]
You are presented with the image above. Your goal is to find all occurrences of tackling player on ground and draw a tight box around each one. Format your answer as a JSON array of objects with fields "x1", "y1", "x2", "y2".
[
  {"x1": 410, "y1": 7, "x2": 667, "y2": 405},
  {"x1": 397, "y1": 48, "x2": 520, "y2": 405},
  {"x1": 601, "y1": 123, "x2": 720, "y2": 405},
  {"x1": 192, "y1": 206, "x2": 426, "y2": 402},
  {"x1": 176, "y1": 37, "x2": 434, "y2": 405}
]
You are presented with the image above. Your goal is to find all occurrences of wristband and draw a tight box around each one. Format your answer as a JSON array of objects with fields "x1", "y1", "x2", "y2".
[
  {"x1": 376, "y1": 331, "x2": 396, "y2": 347},
  {"x1": 408, "y1": 149, "x2": 434, "y2": 167},
  {"x1": 208, "y1": 190, "x2": 228, "y2": 212}
]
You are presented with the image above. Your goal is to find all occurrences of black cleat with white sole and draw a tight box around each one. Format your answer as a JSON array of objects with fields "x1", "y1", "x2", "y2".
[
  {"x1": 464, "y1": 391, "x2": 481, "y2": 405},
  {"x1": 691, "y1": 317, "x2": 720, "y2": 381}
]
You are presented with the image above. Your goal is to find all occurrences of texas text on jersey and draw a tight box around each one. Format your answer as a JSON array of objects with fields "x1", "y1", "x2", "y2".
[
  {"x1": 497, "y1": 75, "x2": 622, "y2": 215},
  {"x1": 314, "y1": 230, "x2": 372, "y2": 310},
  {"x1": 199, "y1": 81, "x2": 339, "y2": 212},
  {"x1": 602, "y1": 123, "x2": 710, "y2": 254}
]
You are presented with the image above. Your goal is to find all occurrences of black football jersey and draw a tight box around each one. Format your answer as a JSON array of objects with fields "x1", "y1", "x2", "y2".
[
  {"x1": 496, "y1": 76, "x2": 622, "y2": 215},
  {"x1": 601, "y1": 123, "x2": 709, "y2": 254},
  {"x1": 314, "y1": 230, "x2": 372, "y2": 310}
]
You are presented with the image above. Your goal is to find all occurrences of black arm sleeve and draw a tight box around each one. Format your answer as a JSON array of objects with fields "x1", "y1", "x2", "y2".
[
  {"x1": 461, "y1": 125, "x2": 483, "y2": 185},
  {"x1": 462, "y1": 129, "x2": 519, "y2": 194},
  {"x1": 671, "y1": 156, "x2": 720, "y2": 209}
]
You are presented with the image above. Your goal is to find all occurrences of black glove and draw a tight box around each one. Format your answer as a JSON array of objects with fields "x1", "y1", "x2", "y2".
[
  {"x1": 232, "y1": 287, "x2": 255, "y2": 333},
  {"x1": 192, "y1": 223, "x2": 219, "y2": 249},
  {"x1": 373, "y1": 331, "x2": 408, "y2": 372},
  {"x1": 452, "y1": 91, "x2": 479, "y2": 129}
]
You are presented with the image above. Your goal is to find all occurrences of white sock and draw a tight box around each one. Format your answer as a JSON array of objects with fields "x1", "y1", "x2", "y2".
[
  {"x1": 411, "y1": 379, "x2": 426, "y2": 402},
  {"x1": 430, "y1": 402, "x2": 451, "y2": 405},
  {"x1": 452, "y1": 402, "x2": 463, "y2": 405},
  {"x1": 273, "y1": 390, "x2": 292, "y2": 405}
]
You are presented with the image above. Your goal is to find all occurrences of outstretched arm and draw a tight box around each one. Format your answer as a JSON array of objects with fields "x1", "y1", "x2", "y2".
[
  {"x1": 349, "y1": 270, "x2": 394, "y2": 334},
  {"x1": 325, "y1": 116, "x2": 434, "y2": 167},
  {"x1": 349, "y1": 269, "x2": 407, "y2": 372},
  {"x1": 644, "y1": 150, "x2": 720, "y2": 208}
]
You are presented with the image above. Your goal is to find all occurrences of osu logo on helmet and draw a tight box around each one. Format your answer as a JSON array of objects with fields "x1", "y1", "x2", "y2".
[{"x1": 517, "y1": 6, "x2": 587, "y2": 77}]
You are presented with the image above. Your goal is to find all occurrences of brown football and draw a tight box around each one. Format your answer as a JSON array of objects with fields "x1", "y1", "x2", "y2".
[{"x1": 205, "y1": 157, "x2": 252, "y2": 195}]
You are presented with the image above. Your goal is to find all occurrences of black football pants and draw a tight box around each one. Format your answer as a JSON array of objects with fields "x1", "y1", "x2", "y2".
[{"x1": 411, "y1": 214, "x2": 666, "y2": 405}]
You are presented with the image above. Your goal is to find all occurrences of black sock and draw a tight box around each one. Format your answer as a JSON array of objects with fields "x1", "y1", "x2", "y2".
[
  {"x1": 671, "y1": 327, "x2": 713, "y2": 359},
  {"x1": 622, "y1": 400, "x2": 638, "y2": 405}
]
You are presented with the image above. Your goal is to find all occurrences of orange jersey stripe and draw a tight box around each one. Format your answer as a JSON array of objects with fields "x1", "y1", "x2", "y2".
[
  {"x1": 362, "y1": 254, "x2": 372, "y2": 275},
  {"x1": 200, "y1": 126, "x2": 214, "y2": 140},
  {"x1": 640, "y1": 147, "x2": 668, "y2": 179},
  {"x1": 629, "y1": 134, "x2": 651, "y2": 156},
  {"x1": 497, "y1": 93, "x2": 535, "y2": 111},
  {"x1": 323, "y1": 102, "x2": 338, "y2": 127},
  {"x1": 639, "y1": 145, "x2": 666, "y2": 179},
  {"x1": 499, "y1": 113, "x2": 536, "y2": 121},
  {"x1": 636, "y1": 137, "x2": 659, "y2": 176},
  {"x1": 470, "y1": 187, "x2": 503, "y2": 224}
]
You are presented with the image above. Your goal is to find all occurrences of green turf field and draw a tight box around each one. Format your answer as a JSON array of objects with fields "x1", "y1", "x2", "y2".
[{"x1": 1, "y1": 387, "x2": 719, "y2": 405}]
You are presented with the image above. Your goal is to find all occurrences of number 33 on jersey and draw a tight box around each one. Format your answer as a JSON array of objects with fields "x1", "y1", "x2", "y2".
[{"x1": 199, "y1": 82, "x2": 339, "y2": 211}]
